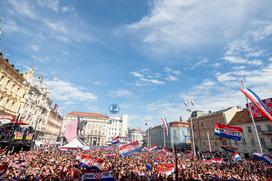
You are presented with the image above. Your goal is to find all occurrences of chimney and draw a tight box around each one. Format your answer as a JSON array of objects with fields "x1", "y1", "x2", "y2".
[{"x1": 180, "y1": 116, "x2": 182, "y2": 122}]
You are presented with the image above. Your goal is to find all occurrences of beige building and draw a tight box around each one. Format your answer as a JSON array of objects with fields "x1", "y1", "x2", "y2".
[
  {"x1": 43, "y1": 110, "x2": 63, "y2": 143},
  {"x1": 0, "y1": 53, "x2": 28, "y2": 117},
  {"x1": 64, "y1": 112, "x2": 111, "y2": 146},
  {"x1": 229, "y1": 109, "x2": 272, "y2": 157},
  {"x1": 191, "y1": 107, "x2": 241, "y2": 152}
]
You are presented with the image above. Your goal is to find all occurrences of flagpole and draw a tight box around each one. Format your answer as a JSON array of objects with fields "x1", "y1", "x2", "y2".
[
  {"x1": 207, "y1": 131, "x2": 212, "y2": 152},
  {"x1": 163, "y1": 126, "x2": 166, "y2": 148},
  {"x1": 241, "y1": 80, "x2": 263, "y2": 154}
]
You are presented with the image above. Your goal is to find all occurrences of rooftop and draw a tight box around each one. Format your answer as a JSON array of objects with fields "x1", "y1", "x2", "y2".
[{"x1": 67, "y1": 112, "x2": 109, "y2": 119}]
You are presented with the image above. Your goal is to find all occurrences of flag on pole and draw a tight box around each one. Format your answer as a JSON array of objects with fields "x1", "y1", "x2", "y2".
[
  {"x1": 111, "y1": 136, "x2": 120, "y2": 144},
  {"x1": 147, "y1": 145, "x2": 158, "y2": 152},
  {"x1": 240, "y1": 88, "x2": 272, "y2": 123},
  {"x1": 214, "y1": 123, "x2": 243, "y2": 141},
  {"x1": 161, "y1": 118, "x2": 169, "y2": 136}
]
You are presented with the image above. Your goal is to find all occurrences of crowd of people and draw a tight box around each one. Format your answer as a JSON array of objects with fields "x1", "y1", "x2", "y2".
[{"x1": 0, "y1": 146, "x2": 271, "y2": 180}]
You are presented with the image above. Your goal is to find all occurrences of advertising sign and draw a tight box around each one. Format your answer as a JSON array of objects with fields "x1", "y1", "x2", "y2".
[{"x1": 14, "y1": 131, "x2": 23, "y2": 140}]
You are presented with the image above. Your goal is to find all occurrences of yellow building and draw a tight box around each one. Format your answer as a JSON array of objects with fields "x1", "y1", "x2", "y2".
[{"x1": 0, "y1": 52, "x2": 28, "y2": 117}]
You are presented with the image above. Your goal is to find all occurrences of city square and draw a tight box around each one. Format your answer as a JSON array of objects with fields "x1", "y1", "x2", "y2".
[{"x1": 0, "y1": 0, "x2": 272, "y2": 180}]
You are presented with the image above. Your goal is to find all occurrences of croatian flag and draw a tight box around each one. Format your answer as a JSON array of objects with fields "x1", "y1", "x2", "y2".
[
  {"x1": 81, "y1": 170, "x2": 116, "y2": 181},
  {"x1": 161, "y1": 118, "x2": 169, "y2": 136},
  {"x1": 240, "y1": 88, "x2": 272, "y2": 123},
  {"x1": 111, "y1": 136, "x2": 120, "y2": 144},
  {"x1": 253, "y1": 153, "x2": 272, "y2": 165},
  {"x1": 79, "y1": 156, "x2": 93, "y2": 168},
  {"x1": 147, "y1": 145, "x2": 158, "y2": 152},
  {"x1": 221, "y1": 146, "x2": 237, "y2": 153},
  {"x1": 214, "y1": 123, "x2": 243, "y2": 141},
  {"x1": 233, "y1": 152, "x2": 241, "y2": 162},
  {"x1": 119, "y1": 141, "x2": 141, "y2": 157}
]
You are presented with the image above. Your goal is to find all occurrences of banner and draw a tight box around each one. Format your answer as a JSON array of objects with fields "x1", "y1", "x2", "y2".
[
  {"x1": 214, "y1": 123, "x2": 243, "y2": 141},
  {"x1": 0, "y1": 114, "x2": 14, "y2": 124},
  {"x1": 26, "y1": 133, "x2": 33, "y2": 140},
  {"x1": 14, "y1": 131, "x2": 23, "y2": 140}
]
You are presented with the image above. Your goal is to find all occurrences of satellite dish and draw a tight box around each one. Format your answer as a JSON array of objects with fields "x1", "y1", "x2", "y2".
[{"x1": 109, "y1": 104, "x2": 120, "y2": 114}]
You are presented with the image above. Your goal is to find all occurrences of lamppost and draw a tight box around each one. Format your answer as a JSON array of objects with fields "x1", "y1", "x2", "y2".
[
  {"x1": 145, "y1": 120, "x2": 151, "y2": 147},
  {"x1": 184, "y1": 99, "x2": 196, "y2": 156}
]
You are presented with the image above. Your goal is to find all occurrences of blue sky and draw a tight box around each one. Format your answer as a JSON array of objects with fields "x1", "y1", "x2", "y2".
[{"x1": 1, "y1": 0, "x2": 272, "y2": 128}]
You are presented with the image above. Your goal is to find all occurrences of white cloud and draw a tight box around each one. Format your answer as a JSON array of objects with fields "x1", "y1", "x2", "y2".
[
  {"x1": 216, "y1": 72, "x2": 237, "y2": 82},
  {"x1": 131, "y1": 72, "x2": 144, "y2": 78},
  {"x1": 37, "y1": 0, "x2": 59, "y2": 13},
  {"x1": 165, "y1": 75, "x2": 178, "y2": 81},
  {"x1": 43, "y1": 19, "x2": 67, "y2": 34},
  {"x1": 61, "y1": 5, "x2": 74, "y2": 13},
  {"x1": 191, "y1": 58, "x2": 209, "y2": 69},
  {"x1": 2, "y1": 20, "x2": 19, "y2": 33},
  {"x1": 249, "y1": 21, "x2": 272, "y2": 41},
  {"x1": 109, "y1": 89, "x2": 133, "y2": 98},
  {"x1": 247, "y1": 59, "x2": 262, "y2": 66},
  {"x1": 222, "y1": 56, "x2": 247, "y2": 64},
  {"x1": 29, "y1": 44, "x2": 40, "y2": 52},
  {"x1": 7, "y1": 0, "x2": 36, "y2": 19},
  {"x1": 126, "y1": 0, "x2": 268, "y2": 56},
  {"x1": 45, "y1": 77, "x2": 97, "y2": 104}
]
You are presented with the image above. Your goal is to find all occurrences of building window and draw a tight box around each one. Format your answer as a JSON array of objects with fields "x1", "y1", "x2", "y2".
[
  {"x1": 235, "y1": 141, "x2": 238, "y2": 145},
  {"x1": 222, "y1": 141, "x2": 227, "y2": 146},
  {"x1": 260, "y1": 138, "x2": 266, "y2": 146},
  {"x1": 257, "y1": 125, "x2": 262, "y2": 132},
  {"x1": 247, "y1": 126, "x2": 252, "y2": 133},
  {"x1": 267, "y1": 125, "x2": 272, "y2": 131},
  {"x1": 242, "y1": 138, "x2": 246, "y2": 145},
  {"x1": 251, "y1": 138, "x2": 255, "y2": 145}
]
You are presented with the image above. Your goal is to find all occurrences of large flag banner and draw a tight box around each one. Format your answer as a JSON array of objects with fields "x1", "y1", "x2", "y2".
[
  {"x1": 119, "y1": 141, "x2": 141, "y2": 157},
  {"x1": 161, "y1": 118, "x2": 169, "y2": 136},
  {"x1": 214, "y1": 123, "x2": 243, "y2": 141},
  {"x1": 64, "y1": 117, "x2": 79, "y2": 142},
  {"x1": 81, "y1": 170, "x2": 116, "y2": 181},
  {"x1": 253, "y1": 153, "x2": 272, "y2": 165},
  {"x1": 240, "y1": 88, "x2": 272, "y2": 123}
]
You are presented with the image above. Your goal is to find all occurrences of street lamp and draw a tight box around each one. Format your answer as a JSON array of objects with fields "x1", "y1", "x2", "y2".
[{"x1": 184, "y1": 99, "x2": 196, "y2": 156}]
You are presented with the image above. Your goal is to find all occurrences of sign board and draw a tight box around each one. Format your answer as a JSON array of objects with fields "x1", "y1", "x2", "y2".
[
  {"x1": 0, "y1": 114, "x2": 14, "y2": 124},
  {"x1": 14, "y1": 131, "x2": 23, "y2": 140},
  {"x1": 26, "y1": 133, "x2": 33, "y2": 140}
]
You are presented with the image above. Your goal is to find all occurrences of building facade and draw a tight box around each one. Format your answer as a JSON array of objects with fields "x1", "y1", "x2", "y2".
[
  {"x1": 0, "y1": 53, "x2": 28, "y2": 118},
  {"x1": 229, "y1": 109, "x2": 272, "y2": 157},
  {"x1": 191, "y1": 107, "x2": 241, "y2": 152},
  {"x1": 20, "y1": 68, "x2": 58, "y2": 142},
  {"x1": 148, "y1": 121, "x2": 190, "y2": 150},
  {"x1": 43, "y1": 110, "x2": 63, "y2": 143},
  {"x1": 128, "y1": 128, "x2": 143, "y2": 145},
  {"x1": 107, "y1": 115, "x2": 128, "y2": 144},
  {"x1": 64, "y1": 112, "x2": 111, "y2": 146}
]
